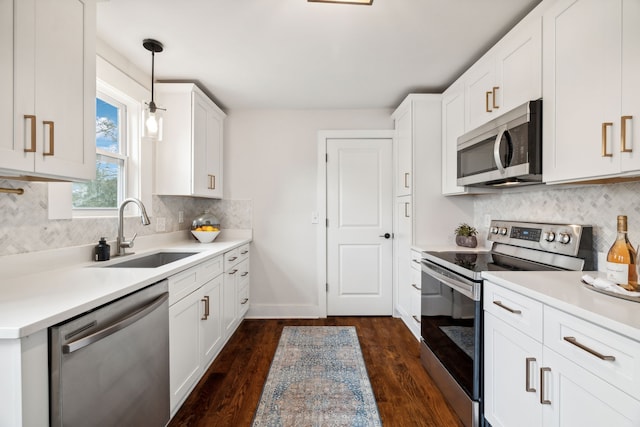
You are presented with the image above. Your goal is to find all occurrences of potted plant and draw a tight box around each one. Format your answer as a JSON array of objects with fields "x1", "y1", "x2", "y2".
[{"x1": 454, "y1": 223, "x2": 478, "y2": 248}]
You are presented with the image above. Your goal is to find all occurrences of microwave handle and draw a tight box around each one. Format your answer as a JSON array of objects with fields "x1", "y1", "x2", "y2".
[{"x1": 494, "y1": 125, "x2": 508, "y2": 174}]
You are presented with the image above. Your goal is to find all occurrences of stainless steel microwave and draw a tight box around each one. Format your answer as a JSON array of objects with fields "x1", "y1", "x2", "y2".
[{"x1": 457, "y1": 99, "x2": 542, "y2": 188}]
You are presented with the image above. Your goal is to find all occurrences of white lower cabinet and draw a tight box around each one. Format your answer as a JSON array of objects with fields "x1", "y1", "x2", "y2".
[
  {"x1": 484, "y1": 281, "x2": 640, "y2": 427},
  {"x1": 169, "y1": 244, "x2": 251, "y2": 416}
]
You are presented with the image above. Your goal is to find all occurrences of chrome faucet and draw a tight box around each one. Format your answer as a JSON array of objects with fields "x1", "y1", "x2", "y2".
[{"x1": 117, "y1": 198, "x2": 151, "y2": 256}]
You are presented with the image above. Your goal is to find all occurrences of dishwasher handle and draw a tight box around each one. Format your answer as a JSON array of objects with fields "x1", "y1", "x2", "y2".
[{"x1": 63, "y1": 292, "x2": 169, "y2": 354}]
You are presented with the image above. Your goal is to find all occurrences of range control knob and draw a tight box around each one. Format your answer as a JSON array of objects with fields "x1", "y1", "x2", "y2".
[
  {"x1": 558, "y1": 232, "x2": 571, "y2": 244},
  {"x1": 490, "y1": 226, "x2": 499, "y2": 234},
  {"x1": 499, "y1": 227, "x2": 508, "y2": 236},
  {"x1": 543, "y1": 231, "x2": 556, "y2": 242}
]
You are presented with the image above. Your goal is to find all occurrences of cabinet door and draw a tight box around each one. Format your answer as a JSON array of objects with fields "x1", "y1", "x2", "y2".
[
  {"x1": 200, "y1": 276, "x2": 223, "y2": 367},
  {"x1": 408, "y1": 263, "x2": 421, "y2": 340},
  {"x1": 543, "y1": 0, "x2": 622, "y2": 183},
  {"x1": 169, "y1": 291, "x2": 202, "y2": 412},
  {"x1": 192, "y1": 92, "x2": 223, "y2": 198},
  {"x1": 222, "y1": 267, "x2": 238, "y2": 338},
  {"x1": 395, "y1": 197, "x2": 412, "y2": 326},
  {"x1": 394, "y1": 105, "x2": 412, "y2": 196},
  {"x1": 484, "y1": 312, "x2": 542, "y2": 427},
  {"x1": 619, "y1": 0, "x2": 640, "y2": 173},
  {"x1": 465, "y1": 56, "x2": 495, "y2": 131},
  {"x1": 542, "y1": 347, "x2": 640, "y2": 427},
  {"x1": 494, "y1": 15, "x2": 542, "y2": 114},
  {"x1": 441, "y1": 83, "x2": 467, "y2": 195},
  {"x1": 32, "y1": 0, "x2": 95, "y2": 180}
]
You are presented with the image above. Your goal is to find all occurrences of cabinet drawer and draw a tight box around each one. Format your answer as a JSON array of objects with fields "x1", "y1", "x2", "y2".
[
  {"x1": 544, "y1": 305, "x2": 640, "y2": 397},
  {"x1": 168, "y1": 265, "x2": 202, "y2": 306},
  {"x1": 237, "y1": 259, "x2": 250, "y2": 282},
  {"x1": 238, "y1": 243, "x2": 250, "y2": 263},
  {"x1": 484, "y1": 281, "x2": 543, "y2": 342},
  {"x1": 200, "y1": 255, "x2": 223, "y2": 283},
  {"x1": 238, "y1": 282, "x2": 250, "y2": 317},
  {"x1": 224, "y1": 248, "x2": 240, "y2": 271}
]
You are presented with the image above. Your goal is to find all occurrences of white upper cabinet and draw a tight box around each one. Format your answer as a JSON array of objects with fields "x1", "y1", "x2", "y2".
[
  {"x1": 543, "y1": 0, "x2": 640, "y2": 183},
  {"x1": 441, "y1": 81, "x2": 468, "y2": 195},
  {"x1": 0, "y1": 0, "x2": 96, "y2": 181},
  {"x1": 392, "y1": 101, "x2": 413, "y2": 196},
  {"x1": 155, "y1": 83, "x2": 225, "y2": 198},
  {"x1": 465, "y1": 11, "x2": 542, "y2": 131}
]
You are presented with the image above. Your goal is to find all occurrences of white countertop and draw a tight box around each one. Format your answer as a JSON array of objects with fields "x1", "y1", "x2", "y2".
[
  {"x1": 482, "y1": 270, "x2": 640, "y2": 341},
  {"x1": 0, "y1": 232, "x2": 251, "y2": 339}
]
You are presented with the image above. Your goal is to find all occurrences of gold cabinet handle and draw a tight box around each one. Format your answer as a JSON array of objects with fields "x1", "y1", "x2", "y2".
[
  {"x1": 563, "y1": 336, "x2": 615, "y2": 361},
  {"x1": 201, "y1": 295, "x2": 210, "y2": 320},
  {"x1": 228, "y1": 269, "x2": 238, "y2": 275},
  {"x1": 208, "y1": 174, "x2": 216, "y2": 189},
  {"x1": 492, "y1": 86, "x2": 500, "y2": 109},
  {"x1": 411, "y1": 283, "x2": 421, "y2": 291},
  {"x1": 404, "y1": 202, "x2": 410, "y2": 218},
  {"x1": 43, "y1": 121, "x2": 54, "y2": 156},
  {"x1": 540, "y1": 367, "x2": 551, "y2": 404},
  {"x1": 412, "y1": 315, "x2": 421, "y2": 324},
  {"x1": 24, "y1": 115, "x2": 36, "y2": 152},
  {"x1": 241, "y1": 298, "x2": 249, "y2": 305},
  {"x1": 240, "y1": 271, "x2": 249, "y2": 277},
  {"x1": 492, "y1": 300, "x2": 522, "y2": 314},
  {"x1": 485, "y1": 91, "x2": 493, "y2": 113},
  {"x1": 525, "y1": 357, "x2": 536, "y2": 392},
  {"x1": 228, "y1": 256, "x2": 238, "y2": 262},
  {"x1": 602, "y1": 122, "x2": 613, "y2": 157},
  {"x1": 241, "y1": 250, "x2": 249, "y2": 255},
  {"x1": 621, "y1": 115, "x2": 633, "y2": 153},
  {"x1": 404, "y1": 172, "x2": 410, "y2": 188}
]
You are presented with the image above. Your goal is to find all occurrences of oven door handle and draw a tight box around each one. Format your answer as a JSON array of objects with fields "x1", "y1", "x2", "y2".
[{"x1": 421, "y1": 261, "x2": 479, "y2": 301}]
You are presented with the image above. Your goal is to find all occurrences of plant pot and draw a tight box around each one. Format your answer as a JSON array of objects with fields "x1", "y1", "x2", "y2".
[{"x1": 456, "y1": 235, "x2": 478, "y2": 248}]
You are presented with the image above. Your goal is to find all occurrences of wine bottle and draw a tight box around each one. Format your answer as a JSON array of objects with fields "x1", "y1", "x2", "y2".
[{"x1": 606, "y1": 215, "x2": 638, "y2": 291}]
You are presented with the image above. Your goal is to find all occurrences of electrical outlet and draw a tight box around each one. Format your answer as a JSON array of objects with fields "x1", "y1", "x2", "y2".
[
  {"x1": 156, "y1": 217, "x2": 166, "y2": 232},
  {"x1": 178, "y1": 211, "x2": 184, "y2": 223}
]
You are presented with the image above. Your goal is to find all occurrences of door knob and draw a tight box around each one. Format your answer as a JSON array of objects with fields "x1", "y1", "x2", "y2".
[{"x1": 379, "y1": 233, "x2": 391, "y2": 239}]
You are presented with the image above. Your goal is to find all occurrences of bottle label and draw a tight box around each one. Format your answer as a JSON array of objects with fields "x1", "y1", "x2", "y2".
[{"x1": 606, "y1": 261, "x2": 629, "y2": 284}]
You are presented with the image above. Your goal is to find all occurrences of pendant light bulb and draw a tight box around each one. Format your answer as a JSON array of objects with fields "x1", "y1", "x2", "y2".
[{"x1": 142, "y1": 38, "x2": 165, "y2": 141}]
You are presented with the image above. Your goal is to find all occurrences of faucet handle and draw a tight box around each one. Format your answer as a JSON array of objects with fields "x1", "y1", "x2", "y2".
[{"x1": 120, "y1": 232, "x2": 137, "y2": 249}]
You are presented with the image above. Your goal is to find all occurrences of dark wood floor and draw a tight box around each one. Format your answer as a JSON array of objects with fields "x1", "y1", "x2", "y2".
[{"x1": 169, "y1": 317, "x2": 464, "y2": 427}]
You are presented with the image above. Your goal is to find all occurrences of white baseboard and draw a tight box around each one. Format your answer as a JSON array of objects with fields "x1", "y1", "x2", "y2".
[{"x1": 246, "y1": 304, "x2": 323, "y2": 319}]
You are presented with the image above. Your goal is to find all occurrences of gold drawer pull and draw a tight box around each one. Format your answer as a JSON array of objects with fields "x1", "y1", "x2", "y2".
[
  {"x1": 228, "y1": 256, "x2": 237, "y2": 262},
  {"x1": 43, "y1": 121, "x2": 54, "y2": 156},
  {"x1": 411, "y1": 284, "x2": 421, "y2": 291},
  {"x1": 602, "y1": 122, "x2": 613, "y2": 157},
  {"x1": 485, "y1": 91, "x2": 493, "y2": 112},
  {"x1": 493, "y1": 300, "x2": 522, "y2": 314},
  {"x1": 24, "y1": 115, "x2": 36, "y2": 152},
  {"x1": 525, "y1": 357, "x2": 536, "y2": 392},
  {"x1": 412, "y1": 315, "x2": 421, "y2": 324},
  {"x1": 563, "y1": 336, "x2": 615, "y2": 361},
  {"x1": 228, "y1": 269, "x2": 238, "y2": 275},
  {"x1": 404, "y1": 172, "x2": 410, "y2": 188},
  {"x1": 540, "y1": 367, "x2": 551, "y2": 404},
  {"x1": 241, "y1": 250, "x2": 249, "y2": 255},
  {"x1": 621, "y1": 115, "x2": 633, "y2": 153},
  {"x1": 241, "y1": 298, "x2": 249, "y2": 305},
  {"x1": 208, "y1": 174, "x2": 216, "y2": 189},
  {"x1": 241, "y1": 271, "x2": 249, "y2": 277},
  {"x1": 404, "y1": 202, "x2": 410, "y2": 218},
  {"x1": 201, "y1": 295, "x2": 210, "y2": 320},
  {"x1": 492, "y1": 86, "x2": 500, "y2": 109}
]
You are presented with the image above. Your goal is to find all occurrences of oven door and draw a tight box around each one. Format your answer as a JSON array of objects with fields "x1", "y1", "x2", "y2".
[{"x1": 421, "y1": 260, "x2": 482, "y2": 420}]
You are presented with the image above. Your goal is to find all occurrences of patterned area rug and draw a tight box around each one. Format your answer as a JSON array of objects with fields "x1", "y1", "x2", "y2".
[{"x1": 252, "y1": 326, "x2": 382, "y2": 427}]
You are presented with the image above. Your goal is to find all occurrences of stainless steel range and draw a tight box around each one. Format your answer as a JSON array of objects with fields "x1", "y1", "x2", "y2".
[{"x1": 420, "y1": 220, "x2": 594, "y2": 427}]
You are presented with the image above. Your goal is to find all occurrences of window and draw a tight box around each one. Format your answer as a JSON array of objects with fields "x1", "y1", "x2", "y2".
[{"x1": 72, "y1": 94, "x2": 128, "y2": 209}]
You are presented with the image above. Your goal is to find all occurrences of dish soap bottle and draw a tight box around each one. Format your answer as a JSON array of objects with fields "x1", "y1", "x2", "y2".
[
  {"x1": 606, "y1": 215, "x2": 638, "y2": 291},
  {"x1": 95, "y1": 237, "x2": 111, "y2": 262}
]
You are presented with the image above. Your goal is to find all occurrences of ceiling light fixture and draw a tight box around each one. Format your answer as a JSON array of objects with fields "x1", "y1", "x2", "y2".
[
  {"x1": 142, "y1": 38, "x2": 165, "y2": 141},
  {"x1": 308, "y1": 0, "x2": 373, "y2": 5}
]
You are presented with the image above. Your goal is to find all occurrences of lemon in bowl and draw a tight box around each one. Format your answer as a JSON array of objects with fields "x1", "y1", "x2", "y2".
[{"x1": 191, "y1": 213, "x2": 221, "y2": 243}]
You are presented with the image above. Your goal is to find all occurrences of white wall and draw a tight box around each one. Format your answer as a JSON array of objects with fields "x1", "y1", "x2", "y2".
[{"x1": 225, "y1": 109, "x2": 393, "y2": 317}]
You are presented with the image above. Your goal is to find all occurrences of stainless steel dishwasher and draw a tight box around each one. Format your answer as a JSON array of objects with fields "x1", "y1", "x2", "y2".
[{"x1": 49, "y1": 280, "x2": 170, "y2": 427}]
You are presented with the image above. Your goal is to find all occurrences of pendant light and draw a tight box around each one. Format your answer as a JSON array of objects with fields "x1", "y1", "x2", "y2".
[{"x1": 143, "y1": 38, "x2": 165, "y2": 141}]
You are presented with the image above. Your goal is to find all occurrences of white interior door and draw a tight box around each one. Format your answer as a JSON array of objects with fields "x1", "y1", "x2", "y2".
[{"x1": 326, "y1": 138, "x2": 393, "y2": 315}]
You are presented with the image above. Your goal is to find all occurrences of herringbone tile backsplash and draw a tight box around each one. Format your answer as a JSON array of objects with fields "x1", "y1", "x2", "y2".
[
  {"x1": 1, "y1": 179, "x2": 638, "y2": 259},
  {"x1": 0, "y1": 180, "x2": 252, "y2": 256},
  {"x1": 473, "y1": 180, "x2": 640, "y2": 256}
]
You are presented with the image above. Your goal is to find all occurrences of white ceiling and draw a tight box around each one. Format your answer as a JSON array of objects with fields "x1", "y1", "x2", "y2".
[{"x1": 96, "y1": 0, "x2": 542, "y2": 110}]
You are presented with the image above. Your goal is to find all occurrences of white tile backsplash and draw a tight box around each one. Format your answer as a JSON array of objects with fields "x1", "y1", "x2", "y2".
[
  {"x1": 473, "y1": 180, "x2": 640, "y2": 257},
  {"x1": 0, "y1": 179, "x2": 252, "y2": 256}
]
